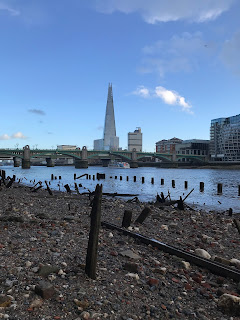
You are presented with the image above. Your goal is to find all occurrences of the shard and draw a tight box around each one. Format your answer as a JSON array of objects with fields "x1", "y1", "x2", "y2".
[{"x1": 94, "y1": 83, "x2": 119, "y2": 151}]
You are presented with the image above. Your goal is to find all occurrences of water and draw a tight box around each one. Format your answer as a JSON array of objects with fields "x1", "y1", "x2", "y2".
[{"x1": 2, "y1": 165, "x2": 240, "y2": 212}]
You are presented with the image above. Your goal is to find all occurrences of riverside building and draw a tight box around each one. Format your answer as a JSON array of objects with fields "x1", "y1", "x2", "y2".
[
  {"x1": 94, "y1": 83, "x2": 119, "y2": 151},
  {"x1": 128, "y1": 127, "x2": 142, "y2": 151},
  {"x1": 210, "y1": 113, "x2": 240, "y2": 161}
]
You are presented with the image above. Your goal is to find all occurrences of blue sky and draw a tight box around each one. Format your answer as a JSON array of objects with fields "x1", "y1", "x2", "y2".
[{"x1": 0, "y1": 0, "x2": 240, "y2": 151}]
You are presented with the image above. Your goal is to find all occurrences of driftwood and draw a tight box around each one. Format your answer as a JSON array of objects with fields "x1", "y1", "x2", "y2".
[
  {"x1": 45, "y1": 181, "x2": 53, "y2": 196},
  {"x1": 64, "y1": 184, "x2": 71, "y2": 193},
  {"x1": 76, "y1": 173, "x2": 88, "y2": 179}
]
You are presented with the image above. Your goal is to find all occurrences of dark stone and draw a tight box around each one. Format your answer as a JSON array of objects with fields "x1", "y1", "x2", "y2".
[{"x1": 35, "y1": 281, "x2": 55, "y2": 299}]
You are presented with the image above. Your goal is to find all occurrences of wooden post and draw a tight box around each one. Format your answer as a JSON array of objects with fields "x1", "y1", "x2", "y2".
[
  {"x1": 89, "y1": 175, "x2": 91, "y2": 180},
  {"x1": 217, "y1": 183, "x2": 222, "y2": 194},
  {"x1": 45, "y1": 181, "x2": 53, "y2": 196},
  {"x1": 85, "y1": 184, "x2": 102, "y2": 279},
  {"x1": 93, "y1": 175, "x2": 95, "y2": 180},
  {"x1": 59, "y1": 176, "x2": 61, "y2": 180},
  {"x1": 6, "y1": 177, "x2": 15, "y2": 188},
  {"x1": 122, "y1": 210, "x2": 132, "y2": 228},
  {"x1": 238, "y1": 185, "x2": 240, "y2": 196},
  {"x1": 115, "y1": 176, "x2": 117, "y2": 179},
  {"x1": 151, "y1": 177, "x2": 154, "y2": 184},
  {"x1": 184, "y1": 181, "x2": 188, "y2": 189},
  {"x1": 135, "y1": 207, "x2": 151, "y2": 224},
  {"x1": 64, "y1": 184, "x2": 71, "y2": 193},
  {"x1": 161, "y1": 178, "x2": 164, "y2": 185},
  {"x1": 200, "y1": 182, "x2": 204, "y2": 192},
  {"x1": 142, "y1": 177, "x2": 145, "y2": 183},
  {"x1": 51, "y1": 174, "x2": 54, "y2": 180},
  {"x1": 120, "y1": 176, "x2": 122, "y2": 181},
  {"x1": 172, "y1": 180, "x2": 175, "y2": 188},
  {"x1": 133, "y1": 176, "x2": 136, "y2": 182},
  {"x1": 228, "y1": 208, "x2": 233, "y2": 216},
  {"x1": 177, "y1": 196, "x2": 184, "y2": 210},
  {"x1": 74, "y1": 183, "x2": 80, "y2": 195},
  {"x1": 126, "y1": 176, "x2": 129, "y2": 181}
]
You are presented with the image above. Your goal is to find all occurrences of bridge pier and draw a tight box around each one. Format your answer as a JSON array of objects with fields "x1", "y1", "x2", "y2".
[
  {"x1": 130, "y1": 161, "x2": 138, "y2": 168},
  {"x1": 46, "y1": 158, "x2": 55, "y2": 167},
  {"x1": 75, "y1": 159, "x2": 88, "y2": 169},
  {"x1": 22, "y1": 145, "x2": 31, "y2": 169},
  {"x1": 13, "y1": 157, "x2": 20, "y2": 167}
]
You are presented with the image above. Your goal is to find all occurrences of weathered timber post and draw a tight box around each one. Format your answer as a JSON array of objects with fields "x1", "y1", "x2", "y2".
[
  {"x1": 22, "y1": 145, "x2": 31, "y2": 169},
  {"x1": 161, "y1": 178, "x2": 164, "y2": 185},
  {"x1": 177, "y1": 196, "x2": 184, "y2": 210},
  {"x1": 130, "y1": 148, "x2": 138, "y2": 168},
  {"x1": 75, "y1": 146, "x2": 88, "y2": 168},
  {"x1": 172, "y1": 180, "x2": 175, "y2": 188},
  {"x1": 122, "y1": 210, "x2": 132, "y2": 228},
  {"x1": 115, "y1": 176, "x2": 117, "y2": 179},
  {"x1": 142, "y1": 177, "x2": 145, "y2": 184},
  {"x1": 135, "y1": 207, "x2": 151, "y2": 224},
  {"x1": 200, "y1": 182, "x2": 204, "y2": 192},
  {"x1": 74, "y1": 183, "x2": 80, "y2": 195},
  {"x1": 45, "y1": 181, "x2": 53, "y2": 195},
  {"x1": 228, "y1": 208, "x2": 233, "y2": 216},
  {"x1": 126, "y1": 176, "x2": 129, "y2": 181},
  {"x1": 133, "y1": 176, "x2": 136, "y2": 182},
  {"x1": 93, "y1": 175, "x2": 95, "y2": 180},
  {"x1": 89, "y1": 175, "x2": 91, "y2": 180},
  {"x1": 238, "y1": 185, "x2": 240, "y2": 196},
  {"x1": 6, "y1": 177, "x2": 15, "y2": 188},
  {"x1": 51, "y1": 174, "x2": 54, "y2": 180},
  {"x1": 151, "y1": 177, "x2": 154, "y2": 184},
  {"x1": 46, "y1": 158, "x2": 55, "y2": 167},
  {"x1": 85, "y1": 184, "x2": 102, "y2": 279},
  {"x1": 217, "y1": 183, "x2": 222, "y2": 194},
  {"x1": 184, "y1": 181, "x2": 188, "y2": 189},
  {"x1": 120, "y1": 176, "x2": 122, "y2": 181},
  {"x1": 64, "y1": 184, "x2": 71, "y2": 193},
  {"x1": 59, "y1": 176, "x2": 61, "y2": 180},
  {"x1": 13, "y1": 157, "x2": 20, "y2": 167},
  {"x1": 74, "y1": 174, "x2": 76, "y2": 180}
]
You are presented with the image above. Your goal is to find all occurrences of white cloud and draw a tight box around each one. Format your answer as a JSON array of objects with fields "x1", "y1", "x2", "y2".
[
  {"x1": 96, "y1": 0, "x2": 235, "y2": 23},
  {"x1": 155, "y1": 86, "x2": 193, "y2": 114},
  {"x1": 141, "y1": 32, "x2": 216, "y2": 77},
  {"x1": 0, "y1": 2, "x2": 20, "y2": 16},
  {"x1": 220, "y1": 31, "x2": 240, "y2": 75},
  {"x1": 133, "y1": 85, "x2": 150, "y2": 98},
  {"x1": 0, "y1": 132, "x2": 27, "y2": 140},
  {"x1": 0, "y1": 134, "x2": 11, "y2": 140}
]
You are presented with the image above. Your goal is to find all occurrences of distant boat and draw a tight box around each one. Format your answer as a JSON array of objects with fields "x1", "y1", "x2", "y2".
[{"x1": 108, "y1": 161, "x2": 130, "y2": 169}]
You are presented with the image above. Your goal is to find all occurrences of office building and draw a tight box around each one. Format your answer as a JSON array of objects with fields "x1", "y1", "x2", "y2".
[
  {"x1": 128, "y1": 127, "x2": 142, "y2": 151},
  {"x1": 176, "y1": 139, "x2": 209, "y2": 158},
  {"x1": 210, "y1": 114, "x2": 240, "y2": 161},
  {"x1": 156, "y1": 137, "x2": 182, "y2": 153}
]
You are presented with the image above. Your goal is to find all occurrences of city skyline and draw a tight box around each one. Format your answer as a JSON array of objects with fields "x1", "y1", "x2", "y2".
[{"x1": 0, "y1": 1, "x2": 240, "y2": 151}]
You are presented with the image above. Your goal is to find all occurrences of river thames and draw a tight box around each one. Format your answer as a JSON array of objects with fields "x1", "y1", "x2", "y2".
[{"x1": 2, "y1": 165, "x2": 240, "y2": 212}]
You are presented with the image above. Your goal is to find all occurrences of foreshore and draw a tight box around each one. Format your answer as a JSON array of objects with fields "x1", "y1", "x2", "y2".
[{"x1": 0, "y1": 182, "x2": 239, "y2": 319}]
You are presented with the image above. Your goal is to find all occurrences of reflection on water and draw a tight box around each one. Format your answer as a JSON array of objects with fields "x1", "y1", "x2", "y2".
[{"x1": 2, "y1": 166, "x2": 240, "y2": 212}]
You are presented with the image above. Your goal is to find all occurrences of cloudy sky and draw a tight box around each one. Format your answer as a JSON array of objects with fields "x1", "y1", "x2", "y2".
[{"x1": 0, "y1": 0, "x2": 240, "y2": 151}]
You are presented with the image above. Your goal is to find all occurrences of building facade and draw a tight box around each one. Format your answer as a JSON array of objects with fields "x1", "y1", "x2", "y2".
[
  {"x1": 128, "y1": 127, "x2": 142, "y2": 151},
  {"x1": 156, "y1": 137, "x2": 182, "y2": 153},
  {"x1": 176, "y1": 139, "x2": 209, "y2": 160},
  {"x1": 94, "y1": 83, "x2": 119, "y2": 151},
  {"x1": 210, "y1": 114, "x2": 240, "y2": 161}
]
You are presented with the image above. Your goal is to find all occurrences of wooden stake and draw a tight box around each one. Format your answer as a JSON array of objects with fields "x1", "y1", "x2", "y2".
[
  {"x1": 85, "y1": 184, "x2": 102, "y2": 279},
  {"x1": 135, "y1": 207, "x2": 151, "y2": 224},
  {"x1": 45, "y1": 181, "x2": 53, "y2": 196},
  {"x1": 122, "y1": 210, "x2": 132, "y2": 228}
]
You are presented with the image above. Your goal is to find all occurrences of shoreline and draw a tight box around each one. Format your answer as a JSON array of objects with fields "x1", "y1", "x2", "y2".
[{"x1": 0, "y1": 181, "x2": 239, "y2": 319}]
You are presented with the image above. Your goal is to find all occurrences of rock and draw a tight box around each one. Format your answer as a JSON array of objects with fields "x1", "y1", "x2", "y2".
[
  {"x1": 161, "y1": 225, "x2": 168, "y2": 231},
  {"x1": 218, "y1": 293, "x2": 240, "y2": 316},
  {"x1": 126, "y1": 273, "x2": 139, "y2": 280},
  {"x1": 38, "y1": 265, "x2": 60, "y2": 277},
  {"x1": 29, "y1": 298, "x2": 43, "y2": 309},
  {"x1": 195, "y1": 248, "x2": 211, "y2": 259},
  {"x1": 123, "y1": 262, "x2": 138, "y2": 273},
  {"x1": 35, "y1": 281, "x2": 55, "y2": 299},
  {"x1": 74, "y1": 299, "x2": 89, "y2": 309},
  {"x1": 214, "y1": 256, "x2": 231, "y2": 265},
  {"x1": 80, "y1": 311, "x2": 90, "y2": 319},
  {"x1": 120, "y1": 250, "x2": 141, "y2": 260},
  {"x1": 230, "y1": 259, "x2": 240, "y2": 269},
  {"x1": 147, "y1": 278, "x2": 159, "y2": 286},
  {"x1": 0, "y1": 296, "x2": 11, "y2": 308},
  {"x1": 181, "y1": 261, "x2": 191, "y2": 270}
]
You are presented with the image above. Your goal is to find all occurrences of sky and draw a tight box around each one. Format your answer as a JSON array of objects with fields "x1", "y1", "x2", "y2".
[{"x1": 0, "y1": 0, "x2": 240, "y2": 152}]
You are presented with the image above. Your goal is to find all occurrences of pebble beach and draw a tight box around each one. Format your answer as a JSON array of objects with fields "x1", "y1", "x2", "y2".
[{"x1": 0, "y1": 181, "x2": 239, "y2": 319}]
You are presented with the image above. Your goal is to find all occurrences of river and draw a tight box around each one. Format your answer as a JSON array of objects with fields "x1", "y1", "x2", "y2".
[{"x1": 2, "y1": 165, "x2": 240, "y2": 213}]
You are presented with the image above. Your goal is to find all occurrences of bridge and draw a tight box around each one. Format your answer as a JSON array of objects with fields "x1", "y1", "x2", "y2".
[{"x1": 0, "y1": 145, "x2": 207, "y2": 169}]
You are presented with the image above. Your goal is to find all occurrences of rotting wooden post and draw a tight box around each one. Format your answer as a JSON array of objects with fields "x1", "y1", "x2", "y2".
[
  {"x1": 122, "y1": 210, "x2": 132, "y2": 228},
  {"x1": 133, "y1": 176, "x2": 136, "y2": 182},
  {"x1": 64, "y1": 184, "x2": 71, "y2": 193},
  {"x1": 85, "y1": 184, "x2": 102, "y2": 279},
  {"x1": 89, "y1": 175, "x2": 91, "y2": 180},
  {"x1": 55, "y1": 176, "x2": 57, "y2": 180},
  {"x1": 200, "y1": 182, "x2": 204, "y2": 192},
  {"x1": 161, "y1": 192, "x2": 165, "y2": 202},
  {"x1": 74, "y1": 183, "x2": 80, "y2": 195},
  {"x1": 51, "y1": 174, "x2": 54, "y2": 180},
  {"x1": 115, "y1": 176, "x2": 117, "y2": 179},
  {"x1": 120, "y1": 176, "x2": 122, "y2": 181},
  {"x1": 45, "y1": 181, "x2": 53, "y2": 196},
  {"x1": 161, "y1": 178, "x2": 164, "y2": 185},
  {"x1": 13, "y1": 175, "x2": 16, "y2": 181},
  {"x1": 184, "y1": 181, "x2": 188, "y2": 189},
  {"x1": 238, "y1": 185, "x2": 240, "y2": 196},
  {"x1": 217, "y1": 183, "x2": 222, "y2": 194},
  {"x1": 126, "y1": 176, "x2": 129, "y2": 181},
  {"x1": 59, "y1": 176, "x2": 61, "y2": 180},
  {"x1": 151, "y1": 177, "x2": 154, "y2": 184},
  {"x1": 93, "y1": 175, "x2": 95, "y2": 180},
  {"x1": 135, "y1": 207, "x2": 151, "y2": 224},
  {"x1": 74, "y1": 174, "x2": 76, "y2": 180},
  {"x1": 86, "y1": 174, "x2": 89, "y2": 180},
  {"x1": 172, "y1": 180, "x2": 175, "y2": 188},
  {"x1": 142, "y1": 177, "x2": 144, "y2": 184},
  {"x1": 6, "y1": 177, "x2": 14, "y2": 189},
  {"x1": 228, "y1": 208, "x2": 233, "y2": 216},
  {"x1": 233, "y1": 219, "x2": 240, "y2": 235},
  {"x1": 177, "y1": 196, "x2": 184, "y2": 210}
]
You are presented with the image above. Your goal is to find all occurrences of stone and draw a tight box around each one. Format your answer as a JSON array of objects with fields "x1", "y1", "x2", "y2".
[
  {"x1": 120, "y1": 250, "x2": 141, "y2": 260},
  {"x1": 80, "y1": 311, "x2": 90, "y2": 319},
  {"x1": 74, "y1": 299, "x2": 89, "y2": 309},
  {"x1": 214, "y1": 256, "x2": 231, "y2": 265},
  {"x1": 38, "y1": 265, "x2": 60, "y2": 277},
  {"x1": 195, "y1": 248, "x2": 211, "y2": 259},
  {"x1": 230, "y1": 259, "x2": 240, "y2": 269},
  {"x1": 35, "y1": 281, "x2": 55, "y2": 299},
  {"x1": 148, "y1": 278, "x2": 159, "y2": 286},
  {"x1": 126, "y1": 273, "x2": 139, "y2": 280},
  {"x1": 124, "y1": 262, "x2": 138, "y2": 273},
  {"x1": 218, "y1": 293, "x2": 240, "y2": 316},
  {"x1": 0, "y1": 296, "x2": 11, "y2": 308},
  {"x1": 29, "y1": 299, "x2": 43, "y2": 309},
  {"x1": 181, "y1": 261, "x2": 191, "y2": 270}
]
